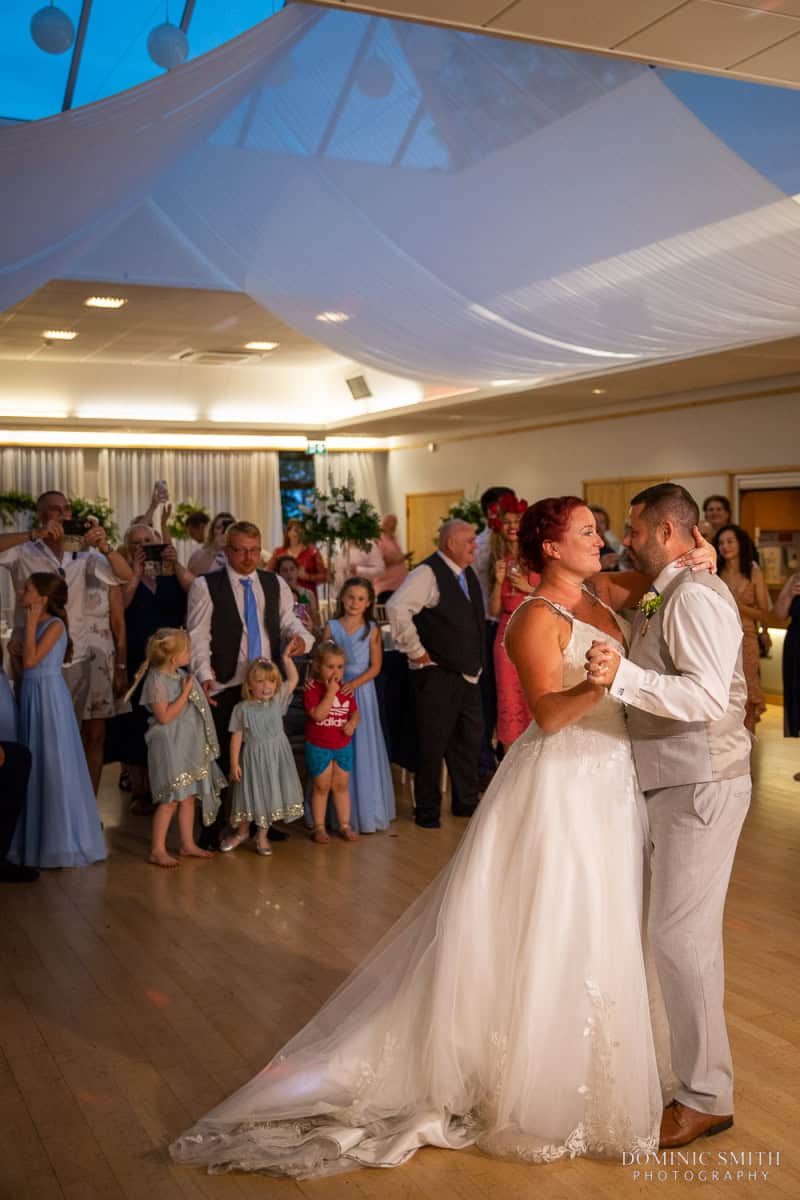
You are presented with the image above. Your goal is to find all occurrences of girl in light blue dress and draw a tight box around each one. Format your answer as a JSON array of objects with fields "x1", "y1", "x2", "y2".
[
  {"x1": 8, "y1": 573, "x2": 106, "y2": 869},
  {"x1": 220, "y1": 652, "x2": 304, "y2": 856},
  {"x1": 127, "y1": 628, "x2": 225, "y2": 868},
  {"x1": 325, "y1": 576, "x2": 395, "y2": 833}
]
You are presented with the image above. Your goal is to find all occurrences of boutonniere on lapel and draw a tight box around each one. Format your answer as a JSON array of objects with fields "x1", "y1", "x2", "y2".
[{"x1": 637, "y1": 591, "x2": 663, "y2": 635}]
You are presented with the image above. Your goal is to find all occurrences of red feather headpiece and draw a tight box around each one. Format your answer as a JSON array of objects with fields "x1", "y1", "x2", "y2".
[{"x1": 487, "y1": 492, "x2": 528, "y2": 533}]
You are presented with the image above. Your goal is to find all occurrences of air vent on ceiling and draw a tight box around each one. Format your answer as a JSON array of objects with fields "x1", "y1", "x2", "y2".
[
  {"x1": 172, "y1": 349, "x2": 263, "y2": 366},
  {"x1": 346, "y1": 374, "x2": 372, "y2": 400}
]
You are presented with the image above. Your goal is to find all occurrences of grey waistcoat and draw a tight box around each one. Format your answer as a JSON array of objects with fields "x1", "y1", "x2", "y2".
[{"x1": 626, "y1": 568, "x2": 750, "y2": 791}]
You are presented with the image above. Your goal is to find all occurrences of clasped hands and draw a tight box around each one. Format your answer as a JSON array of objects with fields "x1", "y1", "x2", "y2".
[{"x1": 585, "y1": 640, "x2": 621, "y2": 689}]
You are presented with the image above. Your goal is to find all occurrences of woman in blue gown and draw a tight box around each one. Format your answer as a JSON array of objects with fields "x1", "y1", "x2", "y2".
[{"x1": 8, "y1": 574, "x2": 106, "y2": 869}]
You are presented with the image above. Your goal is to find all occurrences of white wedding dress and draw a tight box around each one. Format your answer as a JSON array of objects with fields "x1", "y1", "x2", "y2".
[{"x1": 171, "y1": 598, "x2": 664, "y2": 1178}]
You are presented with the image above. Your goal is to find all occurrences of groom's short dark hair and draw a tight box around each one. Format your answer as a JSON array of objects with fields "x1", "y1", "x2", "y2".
[{"x1": 630, "y1": 483, "x2": 699, "y2": 534}]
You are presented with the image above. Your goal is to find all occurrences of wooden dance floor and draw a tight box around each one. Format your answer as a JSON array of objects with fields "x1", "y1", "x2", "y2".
[{"x1": 2, "y1": 707, "x2": 798, "y2": 1199}]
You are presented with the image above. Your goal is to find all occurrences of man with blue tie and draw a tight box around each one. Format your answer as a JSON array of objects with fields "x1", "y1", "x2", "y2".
[
  {"x1": 187, "y1": 521, "x2": 313, "y2": 848},
  {"x1": 387, "y1": 519, "x2": 485, "y2": 828}
]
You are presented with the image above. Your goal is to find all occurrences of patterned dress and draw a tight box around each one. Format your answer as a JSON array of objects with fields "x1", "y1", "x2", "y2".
[
  {"x1": 141, "y1": 668, "x2": 225, "y2": 822},
  {"x1": 228, "y1": 689, "x2": 304, "y2": 828}
]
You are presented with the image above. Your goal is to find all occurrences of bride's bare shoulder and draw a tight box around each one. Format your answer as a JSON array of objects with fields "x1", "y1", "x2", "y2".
[{"x1": 505, "y1": 597, "x2": 568, "y2": 656}]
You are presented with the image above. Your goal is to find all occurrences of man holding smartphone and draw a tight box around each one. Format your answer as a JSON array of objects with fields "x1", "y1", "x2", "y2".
[{"x1": 0, "y1": 490, "x2": 132, "y2": 717}]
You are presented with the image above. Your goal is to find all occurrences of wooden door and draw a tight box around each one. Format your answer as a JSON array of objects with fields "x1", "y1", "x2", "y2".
[
  {"x1": 584, "y1": 477, "x2": 666, "y2": 539},
  {"x1": 740, "y1": 488, "x2": 800, "y2": 541},
  {"x1": 406, "y1": 490, "x2": 464, "y2": 567}
]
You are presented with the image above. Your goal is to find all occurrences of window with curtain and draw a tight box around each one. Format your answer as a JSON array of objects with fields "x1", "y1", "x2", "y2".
[{"x1": 278, "y1": 451, "x2": 315, "y2": 523}]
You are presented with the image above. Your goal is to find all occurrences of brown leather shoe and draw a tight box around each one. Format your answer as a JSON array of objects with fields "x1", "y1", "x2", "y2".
[{"x1": 659, "y1": 1101, "x2": 733, "y2": 1148}]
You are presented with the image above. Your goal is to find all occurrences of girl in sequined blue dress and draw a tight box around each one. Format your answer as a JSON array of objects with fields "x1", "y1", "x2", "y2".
[{"x1": 126, "y1": 628, "x2": 225, "y2": 868}]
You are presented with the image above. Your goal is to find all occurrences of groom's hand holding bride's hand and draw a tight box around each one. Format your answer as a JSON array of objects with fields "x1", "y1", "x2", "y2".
[{"x1": 586, "y1": 640, "x2": 621, "y2": 688}]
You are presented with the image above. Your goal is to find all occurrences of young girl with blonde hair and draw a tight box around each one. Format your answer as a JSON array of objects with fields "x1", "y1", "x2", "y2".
[
  {"x1": 127, "y1": 628, "x2": 225, "y2": 867},
  {"x1": 304, "y1": 640, "x2": 359, "y2": 843},
  {"x1": 220, "y1": 652, "x2": 304, "y2": 856}
]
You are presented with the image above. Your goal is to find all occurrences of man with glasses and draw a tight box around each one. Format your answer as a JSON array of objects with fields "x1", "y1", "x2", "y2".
[{"x1": 187, "y1": 520, "x2": 313, "y2": 849}]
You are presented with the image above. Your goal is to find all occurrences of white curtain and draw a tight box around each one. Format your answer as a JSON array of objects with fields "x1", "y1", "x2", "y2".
[
  {"x1": 98, "y1": 449, "x2": 282, "y2": 551},
  {"x1": 315, "y1": 453, "x2": 387, "y2": 514},
  {"x1": 0, "y1": 447, "x2": 85, "y2": 499}
]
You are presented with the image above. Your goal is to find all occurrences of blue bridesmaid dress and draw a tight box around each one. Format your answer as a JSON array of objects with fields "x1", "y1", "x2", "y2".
[
  {"x1": 328, "y1": 618, "x2": 395, "y2": 832},
  {"x1": 0, "y1": 667, "x2": 17, "y2": 742},
  {"x1": 8, "y1": 618, "x2": 107, "y2": 869}
]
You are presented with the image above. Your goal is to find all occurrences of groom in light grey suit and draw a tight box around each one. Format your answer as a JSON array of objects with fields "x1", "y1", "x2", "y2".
[{"x1": 586, "y1": 483, "x2": 750, "y2": 1150}]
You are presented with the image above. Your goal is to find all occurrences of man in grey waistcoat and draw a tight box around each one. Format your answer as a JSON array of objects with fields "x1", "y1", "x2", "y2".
[{"x1": 585, "y1": 483, "x2": 750, "y2": 1150}]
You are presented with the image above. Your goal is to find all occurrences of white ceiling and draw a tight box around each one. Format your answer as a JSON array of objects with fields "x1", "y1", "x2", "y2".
[{"x1": 310, "y1": 0, "x2": 800, "y2": 87}]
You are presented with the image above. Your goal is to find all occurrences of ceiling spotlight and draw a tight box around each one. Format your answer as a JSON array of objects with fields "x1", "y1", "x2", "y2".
[
  {"x1": 591, "y1": 387, "x2": 607, "y2": 395},
  {"x1": 84, "y1": 296, "x2": 127, "y2": 309},
  {"x1": 244, "y1": 341, "x2": 279, "y2": 351},
  {"x1": 42, "y1": 329, "x2": 78, "y2": 340},
  {"x1": 30, "y1": 4, "x2": 75, "y2": 55},
  {"x1": 315, "y1": 311, "x2": 350, "y2": 324}
]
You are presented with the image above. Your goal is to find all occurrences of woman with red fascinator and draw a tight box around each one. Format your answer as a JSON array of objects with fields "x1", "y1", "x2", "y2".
[{"x1": 487, "y1": 493, "x2": 539, "y2": 750}]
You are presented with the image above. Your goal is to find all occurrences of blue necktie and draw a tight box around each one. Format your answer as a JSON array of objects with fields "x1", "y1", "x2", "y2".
[
  {"x1": 240, "y1": 577, "x2": 263, "y2": 660},
  {"x1": 458, "y1": 570, "x2": 470, "y2": 598}
]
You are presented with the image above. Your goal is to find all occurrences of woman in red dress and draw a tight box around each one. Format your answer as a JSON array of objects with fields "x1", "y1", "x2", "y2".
[
  {"x1": 267, "y1": 519, "x2": 327, "y2": 590},
  {"x1": 488, "y1": 494, "x2": 540, "y2": 752}
]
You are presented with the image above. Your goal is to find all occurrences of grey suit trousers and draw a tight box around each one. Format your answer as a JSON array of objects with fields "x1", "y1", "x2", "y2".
[{"x1": 646, "y1": 775, "x2": 751, "y2": 1115}]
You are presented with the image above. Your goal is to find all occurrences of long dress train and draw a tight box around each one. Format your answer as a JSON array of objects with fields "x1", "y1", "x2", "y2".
[{"x1": 171, "y1": 601, "x2": 662, "y2": 1177}]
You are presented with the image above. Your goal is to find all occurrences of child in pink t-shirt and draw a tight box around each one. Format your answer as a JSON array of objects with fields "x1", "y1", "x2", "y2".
[{"x1": 304, "y1": 640, "x2": 360, "y2": 844}]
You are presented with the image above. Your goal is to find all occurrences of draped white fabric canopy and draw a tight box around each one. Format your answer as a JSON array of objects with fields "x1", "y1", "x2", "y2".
[{"x1": 4, "y1": 4, "x2": 800, "y2": 389}]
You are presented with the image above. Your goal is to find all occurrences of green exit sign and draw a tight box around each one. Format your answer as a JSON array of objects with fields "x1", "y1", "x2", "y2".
[{"x1": 306, "y1": 441, "x2": 327, "y2": 456}]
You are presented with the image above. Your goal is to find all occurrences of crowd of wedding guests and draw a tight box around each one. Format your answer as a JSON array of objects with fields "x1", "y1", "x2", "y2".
[{"x1": 0, "y1": 480, "x2": 796, "y2": 881}]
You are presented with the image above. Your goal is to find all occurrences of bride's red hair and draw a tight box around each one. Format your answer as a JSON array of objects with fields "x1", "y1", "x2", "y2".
[{"x1": 518, "y1": 496, "x2": 586, "y2": 572}]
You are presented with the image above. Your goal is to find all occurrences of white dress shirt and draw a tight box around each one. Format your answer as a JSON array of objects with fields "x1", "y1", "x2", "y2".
[
  {"x1": 332, "y1": 541, "x2": 385, "y2": 593},
  {"x1": 0, "y1": 539, "x2": 118, "y2": 661},
  {"x1": 609, "y1": 560, "x2": 743, "y2": 722},
  {"x1": 386, "y1": 551, "x2": 481, "y2": 682},
  {"x1": 473, "y1": 527, "x2": 493, "y2": 618},
  {"x1": 187, "y1": 564, "x2": 313, "y2": 694}
]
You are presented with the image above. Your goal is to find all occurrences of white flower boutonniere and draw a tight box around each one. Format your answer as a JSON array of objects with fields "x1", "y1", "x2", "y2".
[{"x1": 638, "y1": 590, "x2": 663, "y2": 635}]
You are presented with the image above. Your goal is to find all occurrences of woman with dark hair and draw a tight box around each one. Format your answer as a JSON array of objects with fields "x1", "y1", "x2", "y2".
[
  {"x1": 267, "y1": 518, "x2": 327, "y2": 590},
  {"x1": 171, "y1": 496, "x2": 716, "y2": 1177},
  {"x1": 713, "y1": 524, "x2": 769, "y2": 733},
  {"x1": 701, "y1": 495, "x2": 732, "y2": 539}
]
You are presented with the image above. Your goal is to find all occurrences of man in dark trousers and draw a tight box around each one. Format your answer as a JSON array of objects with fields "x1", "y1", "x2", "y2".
[
  {"x1": 387, "y1": 519, "x2": 484, "y2": 828},
  {"x1": 187, "y1": 520, "x2": 313, "y2": 847},
  {"x1": 0, "y1": 742, "x2": 38, "y2": 882}
]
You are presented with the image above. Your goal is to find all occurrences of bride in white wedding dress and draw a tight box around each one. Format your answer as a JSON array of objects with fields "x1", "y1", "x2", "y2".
[{"x1": 171, "y1": 497, "x2": 708, "y2": 1179}]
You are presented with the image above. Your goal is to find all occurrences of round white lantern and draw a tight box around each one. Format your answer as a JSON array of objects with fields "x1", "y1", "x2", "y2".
[
  {"x1": 30, "y1": 5, "x2": 75, "y2": 55},
  {"x1": 146, "y1": 22, "x2": 189, "y2": 71}
]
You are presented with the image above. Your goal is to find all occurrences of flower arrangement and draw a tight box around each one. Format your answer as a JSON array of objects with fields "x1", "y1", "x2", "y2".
[
  {"x1": 0, "y1": 490, "x2": 36, "y2": 527},
  {"x1": 298, "y1": 474, "x2": 380, "y2": 551},
  {"x1": 443, "y1": 492, "x2": 486, "y2": 534},
  {"x1": 166, "y1": 499, "x2": 210, "y2": 541},
  {"x1": 68, "y1": 496, "x2": 120, "y2": 544}
]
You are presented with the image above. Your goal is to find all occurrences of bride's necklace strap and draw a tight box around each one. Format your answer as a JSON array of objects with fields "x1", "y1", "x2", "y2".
[{"x1": 525, "y1": 592, "x2": 574, "y2": 621}]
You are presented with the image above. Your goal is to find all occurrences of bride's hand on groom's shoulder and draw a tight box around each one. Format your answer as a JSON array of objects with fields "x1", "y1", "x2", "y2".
[
  {"x1": 677, "y1": 527, "x2": 717, "y2": 574},
  {"x1": 585, "y1": 639, "x2": 621, "y2": 688}
]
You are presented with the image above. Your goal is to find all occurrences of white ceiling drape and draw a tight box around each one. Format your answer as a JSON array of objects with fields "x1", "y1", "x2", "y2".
[{"x1": 4, "y1": 5, "x2": 800, "y2": 388}]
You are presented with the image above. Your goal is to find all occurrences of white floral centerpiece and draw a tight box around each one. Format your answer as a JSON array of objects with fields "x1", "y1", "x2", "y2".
[{"x1": 298, "y1": 473, "x2": 381, "y2": 606}]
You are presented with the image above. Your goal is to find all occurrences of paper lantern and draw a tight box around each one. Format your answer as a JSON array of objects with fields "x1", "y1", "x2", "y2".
[
  {"x1": 30, "y1": 5, "x2": 75, "y2": 55},
  {"x1": 147, "y1": 21, "x2": 189, "y2": 71}
]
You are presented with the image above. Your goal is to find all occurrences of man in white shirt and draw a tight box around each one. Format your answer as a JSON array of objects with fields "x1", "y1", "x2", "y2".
[
  {"x1": 387, "y1": 519, "x2": 485, "y2": 828},
  {"x1": 586, "y1": 483, "x2": 751, "y2": 1150},
  {"x1": 0, "y1": 490, "x2": 132, "y2": 717},
  {"x1": 187, "y1": 520, "x2": 313, "y2": 847}
]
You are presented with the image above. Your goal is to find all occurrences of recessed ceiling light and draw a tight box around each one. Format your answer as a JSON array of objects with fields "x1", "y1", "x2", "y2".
[
  {"x1": 84, "y1": 296, "x2": 127, "y2": 309},
  {"x1": 490, "y1": 379, "x2": 519, "y2": 386},
  {"x1": 244, "y1": 341, "x2": 279, "y2": 351},
  {"x1": 591, "y1": 387, "x2": 607, "y2": 395},
  {"x1": 42, "y1": 330, "x2": 78, "y2": 340},
  {"x1": 315, "y1": 311, "x2": 349, "y2": 324}
]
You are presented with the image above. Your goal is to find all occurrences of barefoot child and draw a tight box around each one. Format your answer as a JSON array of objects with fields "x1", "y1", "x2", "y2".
[
  {"x1": 304, "y1": 641, "x2": 359, "y2": 844},
  {"x1": 127, "y1": 628, "x2": 225, "y2": 867},
  {"x1": 220, "y1": 652, "x2": 304, "y2": 856}
]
